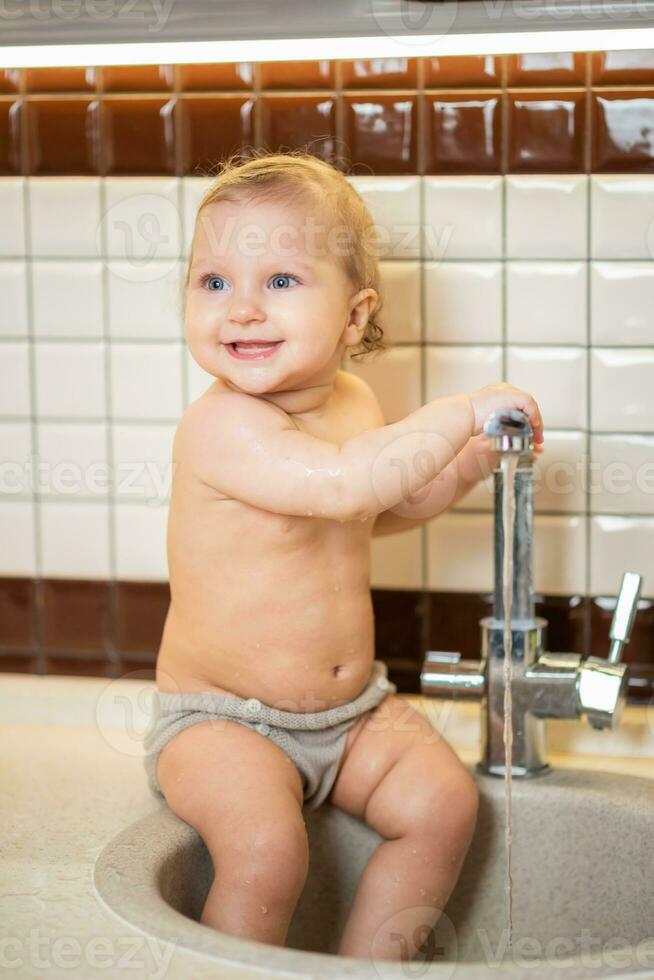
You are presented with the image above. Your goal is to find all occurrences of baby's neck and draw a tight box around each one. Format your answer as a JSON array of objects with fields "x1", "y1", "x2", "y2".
[{"x1": 259, "y1": 378, "x2": 337, "y2": 419}]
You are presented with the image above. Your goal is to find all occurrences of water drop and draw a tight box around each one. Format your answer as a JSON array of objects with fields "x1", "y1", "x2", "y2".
[
  {"x1": 333, "y1": 584, "x2": 340, "y2": 592},
  {"x1": 244, "y1": 879, "x2": 251, "y2": 885},
  {"x1": 255, "y1": 643, "x2": 260, "y2": 649},
  {"x1": 419, "y1": 888, "x2": 426, "y2": 896},
  {"x1": 306, "y1": 511, "x2": 313, "y2": 517},
  {"x1": 411, "y1": 848, "x2": 417, "y2": 855},
  {"x1": 260, "y1": 905, "x2": 268, "y2": 914}
]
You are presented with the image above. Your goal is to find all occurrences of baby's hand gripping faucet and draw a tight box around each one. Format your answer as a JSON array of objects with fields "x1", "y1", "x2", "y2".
[{"x1": 421, "y1": 409, "x2": 643, "y2": 777}]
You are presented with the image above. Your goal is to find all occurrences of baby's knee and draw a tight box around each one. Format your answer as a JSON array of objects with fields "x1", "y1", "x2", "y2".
[{"x1": 217, "y1": 816, "x2": 310, "y2": 903}]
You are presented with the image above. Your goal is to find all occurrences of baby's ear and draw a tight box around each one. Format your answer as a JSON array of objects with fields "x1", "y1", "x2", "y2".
[{"x1": 350, "y1": 288, "x2": 378, "y2": 328}]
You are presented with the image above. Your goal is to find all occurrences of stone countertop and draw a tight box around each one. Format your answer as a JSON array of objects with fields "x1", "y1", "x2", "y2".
[{"x1": 1, "y1": 673, "x2": 652, "y2": 980}]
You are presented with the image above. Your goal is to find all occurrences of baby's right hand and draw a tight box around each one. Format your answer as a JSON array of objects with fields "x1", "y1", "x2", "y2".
[{"x1": 469, "y1": 383, "x2": 544, "y2": 448}]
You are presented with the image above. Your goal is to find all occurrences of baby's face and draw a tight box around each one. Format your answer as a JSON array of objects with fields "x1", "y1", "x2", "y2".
[{"x1": 184, "y1": 195, "x2": 371, "y2": 393}]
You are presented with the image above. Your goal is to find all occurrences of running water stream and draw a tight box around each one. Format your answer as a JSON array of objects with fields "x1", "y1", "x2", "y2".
[{"x1": 500, "y1": 452, "x2": 519, "y2": 953}]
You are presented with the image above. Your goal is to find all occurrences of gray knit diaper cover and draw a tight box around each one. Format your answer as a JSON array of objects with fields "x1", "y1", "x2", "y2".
[{"x1": 142, "y1": 659, "x2": 397, "y2": 811}]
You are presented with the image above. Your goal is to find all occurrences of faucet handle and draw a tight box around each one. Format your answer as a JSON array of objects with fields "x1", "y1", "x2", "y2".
[
  {"x1": 483, "y1": 408, "x2": 533, "y2": 454},
  {"x1": 420, "y1": 651, "x2": 485, "y2": 700},
  {"x1": 607, "y1": 571, "x2": 642, "y2": 664}
]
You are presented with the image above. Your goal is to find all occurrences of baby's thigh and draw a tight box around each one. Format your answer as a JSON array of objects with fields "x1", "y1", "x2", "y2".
[{"x1": 155, "y1": 719, "x2": 308, "y2": 878}]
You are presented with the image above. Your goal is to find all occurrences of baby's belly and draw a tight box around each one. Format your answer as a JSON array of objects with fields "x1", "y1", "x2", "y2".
[{"x1": 156, "y1": 582, "x2": 377, "y2": 711}]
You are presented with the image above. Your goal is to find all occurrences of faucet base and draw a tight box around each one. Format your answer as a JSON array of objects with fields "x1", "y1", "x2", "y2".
[{"x1": 476, "y1": 761, "x2": 552, "y2": 778}]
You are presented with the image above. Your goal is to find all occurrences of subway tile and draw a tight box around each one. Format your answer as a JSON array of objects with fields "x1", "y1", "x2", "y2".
[
  {"x1": 426, "y1": 345, "x2": 503, "y2": 399},
  {"x1": 507, "y1": 92, "x2": 586, "y2": 173},
  {"x1": 178, "y1": 63, "x2": 254, "y2": 91},
  {"x1": 591, "y1": 50, "x2": 654, "y2": 86},
  {"x1": 41, "y1": 578, "x2": 112, "y2": 653},
  {"x1": 36, "y1": 422, "x2": 109, "y2": 499},
  {"x1": 39, "y1": 501, "x2": 111, "y2": 579},
  {"x1": 532, "y1": 431, "x2": 586, "y2": 513},
  {"x1": 0, "y1": 261, "x2": 28, "y2": 336},
  {"x1": 0, "y1": 503, "x2": 37, "y2": 576},
  {"x1": 0, "y1": 422, "x2": 32, "y2": 496},
  {"x1": 506, "y1": 53, "x2": 586, "y2": 86},
  {"x1": 424, "y1": 56, "x2": 500, "y2": 87},
  {"x1": 178, "y1": 96, "x2": 254, "y2": 176},
  {"x1": 452, "y1": 458, "x2": 495, "y2": 512},
  {"x1": 185, "y1": 347, "x2": 215, "y2": 405},
  {"x1": 115, "y1": 581, "x2": 170, "y2": 654},
  {"x1": 342, "y1": 94, "x2": 418, "y2": 175},
  {"x1": 0, "y1": 178, "x2": 26, "y2": 255},
  {"x1": 261, "y1": 95, "x2": 336, "y2": 162},
  {"x1": 111, "y1": 424, "x2": 176, "y2": 504},
  {"x1": 376, "y1": 260, "x2": 421, "y2": 343},
  {"x1": 533, "y1": 515, "x2": 586, "y2": 595},
  {"x1": 181, "y1": 175, "x2": 214, "y2": 255},
  {"x1": 0, "y1": 100, "x2": 23, "y2": 175},
  {"x1": 25, "y1": 99, "x2": 101, "y2": 175},
  {"x1": 424, "y1": 93, "x2": 502, "y2": 174},
  {"x1": 102, "y1": 65, "x2": 174, "y2": 92},
  {"x1": 106, "y1": 260, "x2": 183, "y2": 339},
  {"x1": 590, "y1": 175, "x2": 654, "y2": 259},
  {"x1": 590, "y1": 434, "x2": 654, "y2": 516},
  {"x1": 103, "y1": 177, "x2": 181, "y2": 259},
  {"x1": 347, "y1": 175, "x2": 421, "y2": 258},
  {"x1": 32, "y1": 260, "x2": 104, "y2": 338},
  {"x1": 507, "y1": 346, "x2": 587, "y2": 429},
  {"x1": 341, "y1": 58, "x2": 416, "y2": 89},
  {"x1": 24, "y1": 67, "x2": 97, "y2": 92},
  {"x1": 28, "y1": 178, "x2": 101, "y2": 256},
  {"x1": 345, "y1": 345, "x2": 421, "y2": 424},
  {"x1": 371, "y1": 527, "x2": 423, "y2": 590},
  {"x1": 0, "y1": 70, "x2": 21, "y2": 94},
  {"x1": 35, "y1": 342, "x2": 106, "y2": 419},
  {"x1": 427, "y1": 513, "x2": 493, "y2": 591},
  {"x1": 102, "y1": 98, "x2": 176, "y2": 175},
  {"x1": 591, "y1": 92, "x2": 654, "y2": 173},
  {"x1": 591, "y1": 348, "x2": 654, "y2": 433},
  {"x1": 590, "y1": 515, "x2": 654, "y2": 598},
  {"x1": 590, "y1": 262, "x2": 654, "y2": 345},
  {"x1": 114, "y1": 503, "x2": 169, "y2": 582},
  {"x1": 424, "y1": 261, "x2": 502, "y2": 343},
  {"x1": 506, "y1": 175, "x2": 588, "y2": 258},
  {"x1": 423, "y1": 175, "x2": 502, "y2": 259},
  {"x1": 262, "y1": 61, "x2": 334, "y2": 88},
  {"x1": 0, "y1": 577, "x2": 36, "y2": 649},
  {"x1": 506, "y1": 262, "x2": 586, "y2": 344},
  {"x1": 0, "y1": 343, "x2": 30, "y2": 416},
  {"x1": 109, "y1": 342, "x2": 183, "y2": 420}
]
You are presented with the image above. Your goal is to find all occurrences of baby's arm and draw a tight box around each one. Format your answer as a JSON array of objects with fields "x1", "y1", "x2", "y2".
[{"x1": 181, "y1": 383, "x2": 542, "y2": 522}]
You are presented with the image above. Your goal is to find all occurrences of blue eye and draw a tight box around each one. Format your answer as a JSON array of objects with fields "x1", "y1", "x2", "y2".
[
  {"x1": 203, "y1": 275, "x2": 225, "y2": 291},
  {"x1": 270, "y1": 274, "x2": 297, "y2": 289}
]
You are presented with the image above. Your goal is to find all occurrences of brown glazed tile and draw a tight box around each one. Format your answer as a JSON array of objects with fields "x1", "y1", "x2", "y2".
[
  {"x1": 341, "y1": 59, "x2": 417, "y2": 89},
  {"x1": 42, "y1": 653, "x2": 115, "y2": 677},
  {"x1": 0, "y1": 578, "x2": 36, "y2": 649},
  {"x1": 41, "y1": 579, "x2": 112, "y2": 653},
  {"x1": 0, "y1": 70, "x2": 21, "y2": 94},
  {"x1": 428, "y1": 591, "x2": 494, "y2": 661},
  {"x1": 117, "y1": 654, "x2": 156, "y2": 679},
  {"x1": 115, "y1": 581, "x2": 170, "y2": 654},
  {"x1": 0, "y1": 100, "x2": 23, "y2": 175},
  {"x1": 591, "y1": 50, "x2": 654, "y2": 85},
  {"x1": 534, "y1": 593, "x2": 590, "y2": 656},
  {"x1": 103, "y1": 97, "x2": 176, "y2": 175},
  {"x1": 424, "y1": 56, "x2": 500, "y2": 88},
  {"x1": 0, "y1": 652, "x2": 41, "y2": 674},
  {"x1": 179, "y1": 62, "x2": 254, "y2": 91},
  {"x1": 260, "y1": 95, "x2": 336, "y2": 162},
  {"x1": 102, "y1": 65, "x2": 174, "y2": 92},
  {"x1": 260, "y1": 61, "x2": 334, "y2": 89},
  {"x1": 342, "y1": 93, "x2": 418, "y2": 174},
  {"x1": 25, "y1": 98, "x2": 101, "y2": 175},
  {"x1": 424, "y1": 93, "x2": 502, "y2": 174},
  {"x1": 179, "y1": 96, "x2": 255, "y2": 175},
  {"x1": 591, "y1": 595, "x2": 654, "y2": 702},
  {"x1": 507, "y1": 91, "x2": 586, "y2": 173},
  {"x1": 24, "y1": 67, "x2": 97, "y2": 92},
  {"x1": 371, "y1": 589, "x2": 425, "y2": 693},
  {"x1": 591, "y1": 92, "x2": 654, "y2": 173},
  {"x1": 506, "y1": 53, "x2": 586, "y2": 86}
]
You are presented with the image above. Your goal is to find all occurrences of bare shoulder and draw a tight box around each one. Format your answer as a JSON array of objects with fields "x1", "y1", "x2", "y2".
[
  {"x1": 339, "y1": 370, "x2": 386, "y2": 426},
  {"x1": 178, "y1": 385, "x2": 290, "y2": 455}
]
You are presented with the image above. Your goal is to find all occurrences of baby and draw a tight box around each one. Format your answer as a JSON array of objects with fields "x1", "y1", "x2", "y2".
[{"x1": 143, "y1": 150, "x2": 545, "y2": 964}]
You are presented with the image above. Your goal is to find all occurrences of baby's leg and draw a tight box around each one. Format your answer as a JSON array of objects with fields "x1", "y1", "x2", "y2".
[
  {"x1": 328, "y1": 696, "x2": 479, "y2": 963},
  {"x1": 155, "y1": 718, "x2": 309, "y2": 946}
]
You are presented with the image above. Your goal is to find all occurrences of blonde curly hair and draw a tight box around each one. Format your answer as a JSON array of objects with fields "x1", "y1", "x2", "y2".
[{"x1": 182, "y1": 148, "x2": 388, "y2": 361}]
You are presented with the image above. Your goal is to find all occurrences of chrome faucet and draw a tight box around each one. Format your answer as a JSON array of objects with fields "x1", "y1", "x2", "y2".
[{"x1": 421, "y1": 409, "x2": 643, "y2": 777}]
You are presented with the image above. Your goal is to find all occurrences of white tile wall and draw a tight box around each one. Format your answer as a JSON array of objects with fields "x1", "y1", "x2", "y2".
[{"x1": 1, "y1": 174, "x2": 652, "y2": 596}]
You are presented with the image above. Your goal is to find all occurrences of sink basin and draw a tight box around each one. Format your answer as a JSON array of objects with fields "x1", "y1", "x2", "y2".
[{"x1": 94, "y1": 767, "x2": 654, "y2": 979}]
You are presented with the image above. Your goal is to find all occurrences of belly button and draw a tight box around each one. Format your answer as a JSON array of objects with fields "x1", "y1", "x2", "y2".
[{"x1": 333, "y1": 665, "x2": 345, "y2": 677}]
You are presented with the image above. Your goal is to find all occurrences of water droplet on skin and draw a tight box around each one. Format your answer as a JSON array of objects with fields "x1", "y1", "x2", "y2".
[
  {"x1": 419, "y1": 888, "x2": 426, "y2": 896},
  {"x1": 411, "y1": 849, "x2": 417, "y2": 855},
  {"x1": 334, "y1": 584, "x2": 340, "y2": 592},
  {"x1": 260, "y1": 905, "x2": 268, "y2": 914},
  {"x1": 306, "y1": 511, "x2": 313, "y2": 517},
  {"x1": 244, "y1": 879, "x2": 251, "y2": 885},
  {"x1": 255, "y1": 643, "x2": 260, "y2": 649}
]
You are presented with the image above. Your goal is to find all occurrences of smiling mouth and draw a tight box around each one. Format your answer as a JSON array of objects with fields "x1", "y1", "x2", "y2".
[{"x1": 226, "y1": 341, "x2": 284, "y2": 360}]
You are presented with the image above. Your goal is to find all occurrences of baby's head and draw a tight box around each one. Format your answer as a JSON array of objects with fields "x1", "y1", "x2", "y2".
[{"x1": 181, "y1": 150, "x2": 387, "y2": 393}]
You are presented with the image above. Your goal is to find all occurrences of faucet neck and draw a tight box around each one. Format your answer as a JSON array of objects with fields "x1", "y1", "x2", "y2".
[{"x1": 493, "y1": 454, "x2": 535, "y2": 623}]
